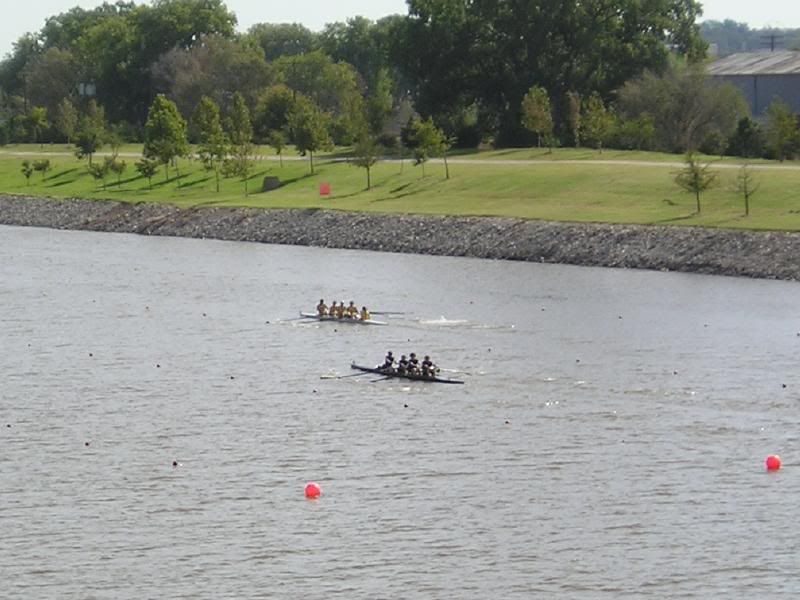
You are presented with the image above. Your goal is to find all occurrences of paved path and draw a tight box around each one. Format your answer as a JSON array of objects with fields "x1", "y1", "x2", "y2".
[{"x1": 3, "y1": 149, "x2": 800, "y2": 171}]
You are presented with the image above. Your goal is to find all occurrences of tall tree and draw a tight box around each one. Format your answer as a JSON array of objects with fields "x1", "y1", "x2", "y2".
[
  {"x1": 151, "y1": 35, "x2": 273, "y2": 120},
  {"x1": 319, "y1": 17, "x2": 386, "y2": 88},
  {"x1": 143, "y1": 94, "x2": 189, "y2": 181},
  {"x1": 253, "y1": 84, "x2": 295, "y2": 142},
  {"x1": 566, "y1": 92, "x2": 582, "y2": 148},
  {"x1": 365, "y1": 68, "x2": 394, "y2": 136},
  {"x1": 193, "y1": 96, "x2": 228, "y2": 192},
  {"x1": 765, "y1": 100, "x2": 800, "y2": 162},
  {"x1": 54, "y1": 98, "x2": 78, "y2": 145},
  {"x1": 581, "y1": 93, "x2": 615, "y2": 152},
  {"x1": 618, "y1": 61, "x2": 747, "y2": 153},
  {"x1": 274, "y1": 51, "x2": 365, "y2": 144},
  {"x1": 396, "y1": 0, "x2": 708, "y2": 144},
  {"x1": 288, "y1": 97, "x2": 332, "y2": 174},
  {"x1": 74, "y1": 99, "x2": 106, "y2": 165},
  {"x1": 225, "y1": 92, "x2": 254, "y2": 195},
  {"x1": 521, "y1": 86, "x2": 553, "y2": 149},
  {"x1": 23, "y1": 48, "x2": 79, "y2": 117},
  {"x1": 27, "y1": 107, "x2": 49, "y2": 146},
  {"x1": 246, "y1": 22, "x2": 317, "y2": 61}
]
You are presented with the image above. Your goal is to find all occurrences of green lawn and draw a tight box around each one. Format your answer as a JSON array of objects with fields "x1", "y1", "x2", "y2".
[{"x1": 2, "y1": 145, "x2": 800, "y2": 231}]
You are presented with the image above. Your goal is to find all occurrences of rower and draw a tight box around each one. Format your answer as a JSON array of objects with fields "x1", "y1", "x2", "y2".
[
  {"x1": 397, "y1": 354, "x2": 409, "y2": 374},
  {"x1": 408, "y1": 353, "x2": 420, "y2": 374},
  {"x1": 346, "y1": 300, "x2": 358, "y2": 318},
  {"x1": 335, "y1": 301, "x2": 346, "y2": 318},
  {"x1": 316, "y1": 299, "x2": 328, "y2": 316},
  {"x1": 360, "y1": 306, "x2": 371, "y2": 321},
  {"x1": 328, "y1": 301, "x2": 337, "y2": 317},
  {"x1": 421, "y1": 355, "x2": 436, "y2": 377},
  {"x1": 380, "y1": 351, "x2": 395, "y2": 370}
]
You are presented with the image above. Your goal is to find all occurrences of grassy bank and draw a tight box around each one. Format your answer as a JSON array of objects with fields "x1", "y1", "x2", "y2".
[{"x1": 1, "y1": 145, "x2": 799, "y2": 231}]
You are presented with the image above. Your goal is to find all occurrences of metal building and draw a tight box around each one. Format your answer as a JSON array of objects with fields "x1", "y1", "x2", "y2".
[{"x1": 708, "y1": 51, "x2": 800, "y2": 117}]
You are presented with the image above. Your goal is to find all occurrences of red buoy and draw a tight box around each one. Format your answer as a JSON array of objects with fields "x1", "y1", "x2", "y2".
[
  {"x1": 305, "y1": 482, "x2": 322, "y2": 499},
  {"x1": 766, "y1": 455, "x2": 782, "y2": 471}
]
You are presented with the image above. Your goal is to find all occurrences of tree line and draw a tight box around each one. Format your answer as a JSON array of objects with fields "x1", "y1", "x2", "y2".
[
  {"x1": 1, "y1": 0, "x2": 799, "y2": 165},
  {"x1": 701, "y1": 20, "x2": 800, "y2": 56}
]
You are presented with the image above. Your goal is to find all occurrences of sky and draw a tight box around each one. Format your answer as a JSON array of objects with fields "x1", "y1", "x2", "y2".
[{"x1": 3, "y1": 0, "x2": 800, "y2": 59}]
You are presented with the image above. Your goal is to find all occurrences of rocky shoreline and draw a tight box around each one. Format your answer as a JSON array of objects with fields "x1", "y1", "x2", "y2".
[{"x1": 1, "y1": 195, "x2": 799, "y2": 281}]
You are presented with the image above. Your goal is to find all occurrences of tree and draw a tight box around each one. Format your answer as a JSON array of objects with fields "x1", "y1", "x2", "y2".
[
  {"x1": 27, "y1": 107, "x2": 49, "y2": 147},
  {"x1": 618, "y1": 61, "x2": 747, "y2": 153},
  {"x1": 616, "y1": 115, "x2": 656, "y2": 151},
  {"x1": 274, "y1": 51, "x2": 365, "y2": 144},
  {"x1": 32, "y1": 159, "x2": 51, "y2": 180},
  {"x1": 365, "y1": 68, "x2": 394, "y2": 136},
  {"x1": 267, "y1": 130, "x2": 287, "y2": 167},
  {"x1": 23, "y1": 47, "x2": 79, "y2": 116},
  {"x1": 225, "y1": 92, "x2": 254, "y2": 195},
  {"x1": 726, "y1": 117, "x2": 765, "y2": 158},
  {"x1": 246, "y1": 22, "x2": 317, "y2": 61},
  {"x1": 581, "y1": 93, "x2": 615, "y2": 152},
  {"x1": 319, "y1": 16, "x2": 387, "y2": 88},
  {"x1": 20, "y1": 160, "x2": 33, "y2": 185},
  {"x1": 253, "y1": 84, "x2": 295, "y2": 142},
  {"x1": 521, "y1": 86, "x2": 553, "y2": 150},
  {"x1": 151, "y1": 35, "x2": 273, "y2": 120},
  {"x1": 409, "y1": 117, "x2": 449, "y2": 179},
  {"x1": 54, "y1": 98, "x2": 78, "y2": 145},
  {"x1": 765, "y1": 100, "x2": 799, "y2": 162},
  {"x1": 735, "y1": 164, "x2": 760, "y2": 216},
  {"x1": 72, "y1": 0, "x2": 237, "y2": 125},
  {"x1": 143, "y1": 94, "x2": 188, "y2": 182},
  {"x1": 193, "y1": 96, "x2": 228, "y2": 192},
  {"x1": 395, "y1": 0, "x2": 707, "y2": 145},
  {"x1": 135, "y1": 158, "x2": 159, "y2": 189},
  {"x1": 674, "y1": 152, "x2": 717, "y2": 213},
  {"x1": 87, "y1": 160, "x2": 110, "y2": 190},
  {"x1": 566, "y1": 92, "x2": 582, "y2": 147},
  {"x1": 108, "y1": 157, "x2": 127, "y2": 185},
  {"x1": 352, "y1": 135, "x2": 381, "y2": 189},
  {"x1": 74, "y1": 100, "x2": 106, "y2": 165},
  {"x1": 288, "y1": 97, "x2": 332, "y2": 174}
]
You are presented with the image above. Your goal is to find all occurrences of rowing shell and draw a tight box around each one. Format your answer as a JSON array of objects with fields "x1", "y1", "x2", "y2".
[
  {"x1": 299, "y1": 312, "x2": 388, "y2": 326},
  {"x1": 351, "y1": 363, "x2": 465, "y2": 384}
]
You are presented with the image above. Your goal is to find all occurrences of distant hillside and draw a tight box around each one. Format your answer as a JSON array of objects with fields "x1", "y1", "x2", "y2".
[{"x1": 701, "y1": 20, "x2": 800, "y2": 56}]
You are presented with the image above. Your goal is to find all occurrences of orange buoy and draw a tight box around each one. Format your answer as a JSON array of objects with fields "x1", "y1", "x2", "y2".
[
  {"x1": 304, "y1": 482, "x2": 322, "y2": 499},
  {"x1": 766, "y1": 455, "x2": 782, "y2": 471}
]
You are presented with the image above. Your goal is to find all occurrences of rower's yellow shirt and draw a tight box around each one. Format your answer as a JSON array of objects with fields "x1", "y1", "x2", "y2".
[
  {"x1": 347, "y1": 305, "x2": 358, "y2": 317},
  {"x1": 360, "y1": 309, "x2": 371, "y2": 321},
  {"x1": 317, "y1": 302, "x2": 328, "y2": 314}
]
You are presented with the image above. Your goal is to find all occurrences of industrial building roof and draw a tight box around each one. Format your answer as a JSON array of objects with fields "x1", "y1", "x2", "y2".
[{"x1": 708, "y1": 51, "x2": 800, "y2": 76}]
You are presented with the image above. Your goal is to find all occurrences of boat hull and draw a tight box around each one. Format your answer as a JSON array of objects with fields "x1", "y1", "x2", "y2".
[
  {"x1": 300, "y1": 312, "x2": 387, "y2": 326},
  {"x1": 351, "y1": 363, "x2": 464, "y2": 384}
]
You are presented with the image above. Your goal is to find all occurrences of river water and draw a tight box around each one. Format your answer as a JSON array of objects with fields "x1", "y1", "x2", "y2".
[{"x1": 1, "y1": 224, "x2": 799, "y2": 598}]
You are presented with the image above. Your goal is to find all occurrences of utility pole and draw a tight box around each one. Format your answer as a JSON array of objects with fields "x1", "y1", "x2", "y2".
[{"x1": 760, "y1": 33, "x2": 784, "y2": 52}]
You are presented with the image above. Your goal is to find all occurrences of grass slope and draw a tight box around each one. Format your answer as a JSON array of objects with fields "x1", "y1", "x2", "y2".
[{"x1": 1, "y1": 145, "x2": 800, "y2": 231}]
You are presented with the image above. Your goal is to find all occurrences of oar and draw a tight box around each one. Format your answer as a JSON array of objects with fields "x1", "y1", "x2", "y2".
[
  {"x1": 371, "y1": 311, "x2": 406, "y2": 316},
  {"x1": 369, "y1": 376, "x2": 392, "y2": 382},
  {"x1": 320, "y1": 371, "x2": 374, "y2": 380},
  {"x1": 281, "y1": 315, "x2": 315, "y2": 322},
  {"x1": 439, "y1": 367, "x2": 472, "y2": 376}
]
